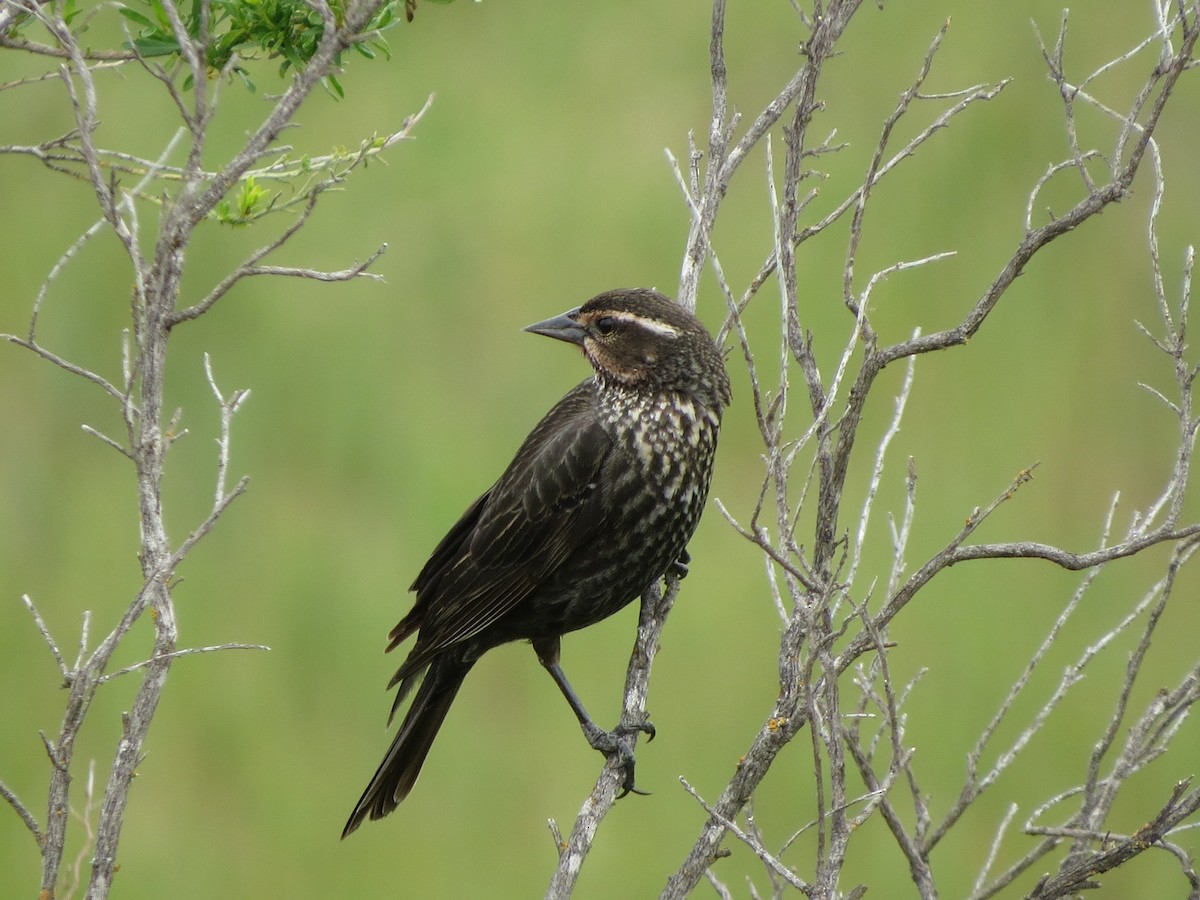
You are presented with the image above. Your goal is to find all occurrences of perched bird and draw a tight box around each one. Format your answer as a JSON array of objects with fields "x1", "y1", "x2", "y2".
[{"x1": 342, "y1": 288, "x2": 730, "y2": 837}]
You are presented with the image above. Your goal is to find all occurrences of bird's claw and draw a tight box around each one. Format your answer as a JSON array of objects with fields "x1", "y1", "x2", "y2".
[
  {"x1": 668, "y1": 548, "x2": 691, "y2": 579},
  {"x1": 622, "y1": 720, "x2": 656, "y2": 743},
  {"x1": 582, "y1": 720, "x2": 656, "y2": 797}
]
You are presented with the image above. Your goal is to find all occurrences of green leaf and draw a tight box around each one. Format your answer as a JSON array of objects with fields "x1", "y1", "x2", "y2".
[
  {"x1": 129, "y1": 36, "x2": 183, "y2": 56},
  {"x1": 116, "y1": 6, "x2": 154, "y2": 27},
  {"x1": 233, "y1": 67, "x2": 257, "y2": 93},
  {"x1": 323, "y1": 74, "x2": 345, "y2": 100}
]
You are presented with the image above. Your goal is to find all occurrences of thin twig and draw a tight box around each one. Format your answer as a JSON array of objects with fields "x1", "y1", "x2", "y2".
[
  {"x1": 0, "y1": 777, "x2": 42, "y2": 847},
  {"x1": 97, "y1": 644, "x2": 271, "y2": 683},
  {"x1": 21, "y1": 593, "x2": 68, "y2": 680},
  {"x1": 679, "y1": 777, "x2": 812, "y2": 892}
]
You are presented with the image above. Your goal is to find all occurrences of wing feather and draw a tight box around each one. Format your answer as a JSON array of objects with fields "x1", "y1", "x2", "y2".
[{"x1": 391, "y1": 382, "x2": 610, "y2": 675}]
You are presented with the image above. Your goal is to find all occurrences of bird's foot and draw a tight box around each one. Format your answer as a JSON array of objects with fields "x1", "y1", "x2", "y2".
[
  {"x1": 581, "y1": 719, "x2": 656, "y2": 798},
  {"x1": 669, "y1": 548, "x2": 691, "y2": 579}
]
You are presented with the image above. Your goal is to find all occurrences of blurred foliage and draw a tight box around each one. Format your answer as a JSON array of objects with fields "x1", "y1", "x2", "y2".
[
  {"x1": 2, "y1": 1, "x2": 1199, "y2": 898},
  {"x1": 115, "y1": 0, "x2": 415, "y2": 94}
]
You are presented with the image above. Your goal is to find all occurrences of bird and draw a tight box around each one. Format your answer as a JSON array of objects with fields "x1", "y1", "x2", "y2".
[{"x1": 342, "y1": 288, "x2": 730, "y2": 837}]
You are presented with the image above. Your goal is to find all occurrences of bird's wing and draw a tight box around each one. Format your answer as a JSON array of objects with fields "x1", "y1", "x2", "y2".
[
  {"x1": 396, "y1": 382, "x2": 611, "y2": 666},
  {"x1": 470, "y1": 383, "x2": 610, "y2": 567}
]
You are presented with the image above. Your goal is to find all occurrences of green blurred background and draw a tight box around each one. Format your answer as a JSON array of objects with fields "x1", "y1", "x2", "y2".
[{"x1": 3, "y1": 1, "x2": 1199, "y2": 896}]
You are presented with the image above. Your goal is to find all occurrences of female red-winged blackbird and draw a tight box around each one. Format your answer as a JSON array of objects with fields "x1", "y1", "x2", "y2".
[{"x1": 343, "y1": 288, "x2": 730, "y2": 837}]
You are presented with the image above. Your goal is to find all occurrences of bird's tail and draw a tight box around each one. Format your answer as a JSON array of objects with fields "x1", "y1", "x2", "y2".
[{"x1": 342, "y1": 656, "x2": 470, "y2": 838}]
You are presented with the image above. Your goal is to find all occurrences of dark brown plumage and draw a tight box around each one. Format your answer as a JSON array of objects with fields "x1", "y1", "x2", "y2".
[{"x1": 342, "y1": 288, "x2": 730, "y2": 837}]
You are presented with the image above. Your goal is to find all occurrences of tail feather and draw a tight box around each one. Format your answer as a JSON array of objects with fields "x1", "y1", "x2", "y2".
[{"x1": 342, "y1": 657, "x2": 470, "y2": 838}]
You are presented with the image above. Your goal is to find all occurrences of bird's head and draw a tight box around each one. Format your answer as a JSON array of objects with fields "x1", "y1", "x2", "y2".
[{"x1": 525, "y1": 288, "x2": 730, "y2": 411}]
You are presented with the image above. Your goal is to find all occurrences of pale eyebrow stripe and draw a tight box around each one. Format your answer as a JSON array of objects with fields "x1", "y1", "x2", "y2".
[{"x1": 607, "y1": 312, "x2": 679, "y2": 338}]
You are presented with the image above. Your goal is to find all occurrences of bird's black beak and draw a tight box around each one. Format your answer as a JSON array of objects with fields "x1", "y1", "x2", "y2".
[{"x1": 524, "y1": 307, "x2": 586, "y2": 346}]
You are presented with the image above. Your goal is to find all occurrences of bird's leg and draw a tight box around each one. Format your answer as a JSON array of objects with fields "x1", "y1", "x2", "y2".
[
  {"x1": 668, "y1": 547, "x2": 691, "y2": 579},
  {"x1": 532, "y1": 636, "x2": 654, "y2": 798}
]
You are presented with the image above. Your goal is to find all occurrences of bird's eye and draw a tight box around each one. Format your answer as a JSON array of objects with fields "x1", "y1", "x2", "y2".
[{"x1": 595, "y1": 316, "x2": 617, "y2": 336}]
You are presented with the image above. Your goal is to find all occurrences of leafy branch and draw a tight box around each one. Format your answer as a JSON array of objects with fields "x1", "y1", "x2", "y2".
[
  {"x1": 116, "y1": 0, "x2": 405, "y2": 95},
  {"x1": 0, "y1": 0, "x2": 433, "y2": 895}
]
